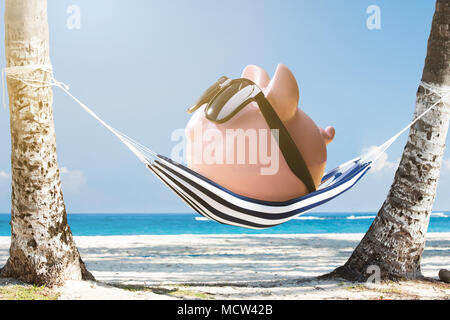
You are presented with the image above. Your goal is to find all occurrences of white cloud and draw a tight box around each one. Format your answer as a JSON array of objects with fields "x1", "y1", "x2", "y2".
[
  {"x1": 361, "y1": 146, "x2": 399, "y2": 173},
  {"x1": 60, "y1": 167, "x2": 87, "y2": 195},
  {"x1": 442, "y1": 158, "x2": 450, "y2": 171},
  {"x1": 0, "y1": 171, "x2": 10, "y2": 179}
]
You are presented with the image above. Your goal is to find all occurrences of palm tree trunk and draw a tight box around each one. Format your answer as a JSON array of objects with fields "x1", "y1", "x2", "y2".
[
  {"x1": 326, "y1": 0, "x2": 450, "y2": 281},
  {"x1": 0, "y1": 0, "x2": 94, "y2": 286}
]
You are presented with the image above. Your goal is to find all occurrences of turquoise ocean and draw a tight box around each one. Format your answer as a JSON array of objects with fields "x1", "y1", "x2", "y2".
[{"x1": 0, "y1": 212, "x2": 449, "y2": 236}]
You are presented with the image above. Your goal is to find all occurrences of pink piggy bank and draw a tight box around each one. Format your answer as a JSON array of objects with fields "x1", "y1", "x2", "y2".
[{"x1": 185, "y1": 64, "x2": 335, "y2": 202}]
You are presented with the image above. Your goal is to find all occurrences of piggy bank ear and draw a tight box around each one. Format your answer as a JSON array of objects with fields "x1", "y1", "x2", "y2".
[
  {"x1": 266, "y1": 64, "x2": 299, "y2": 121},
  {"x1": 241, "y1": 65, "x2": 271, "y2": 88}
]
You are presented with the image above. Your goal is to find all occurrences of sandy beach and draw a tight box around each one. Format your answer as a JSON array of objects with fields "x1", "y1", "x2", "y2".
[{"x1": 1, "y1": 233, "x2": 449, "y2": 299}]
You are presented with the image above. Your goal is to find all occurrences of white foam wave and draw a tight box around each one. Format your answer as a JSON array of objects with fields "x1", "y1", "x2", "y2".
[
  {"x1": 347, "y1": 215, "x2": 376, "y2": 220},
  {"x1": 431, "y1": 212, "x2": 448, "y2": 218},
  {"x1": 294, "y1": 216, "x2": 326, "y2": 220}
]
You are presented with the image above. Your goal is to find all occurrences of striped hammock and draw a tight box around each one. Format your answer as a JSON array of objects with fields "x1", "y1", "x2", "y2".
[
  {"x1": 147, "y1": 155, "x2": 370, "y2": 229},
  {"x1": 3, "y1": 65, "x2": 449, "y2": 229}
]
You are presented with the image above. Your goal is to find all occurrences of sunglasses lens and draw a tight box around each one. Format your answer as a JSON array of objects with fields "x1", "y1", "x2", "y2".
[
  {"x1": 187, "y1": 76, "x2": 229, "y2": 114},
  {"x1": 206, "y1": 80, "x2": 255, "y2": 122}
]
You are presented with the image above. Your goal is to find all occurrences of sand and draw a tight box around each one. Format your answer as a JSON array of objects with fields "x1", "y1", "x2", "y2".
[{"x1": 0, "y1": 233, "x2": 449, "y2": 299}]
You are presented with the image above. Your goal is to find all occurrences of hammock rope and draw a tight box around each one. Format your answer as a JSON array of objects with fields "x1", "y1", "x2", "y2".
[{"x1": 3, "y1": 64, "x2": 450, "y2": 229}]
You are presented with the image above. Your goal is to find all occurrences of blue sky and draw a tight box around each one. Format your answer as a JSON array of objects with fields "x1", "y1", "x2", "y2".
[{"x1": 1, "y1": 0, "x2": 449, "y2": 213}]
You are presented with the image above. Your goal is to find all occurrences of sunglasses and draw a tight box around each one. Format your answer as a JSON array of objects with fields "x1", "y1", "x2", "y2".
[{"x1": 188, "y1": 76, "x2": 316, "y2": 193}]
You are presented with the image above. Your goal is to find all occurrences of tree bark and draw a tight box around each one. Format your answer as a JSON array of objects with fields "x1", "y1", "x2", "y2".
[
  {"x1": 0, "y1": 0, "x2": 94, "y2": 286},
  {"x1": 325, "y1": 0, "x2": 450, "y2": 282}
]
